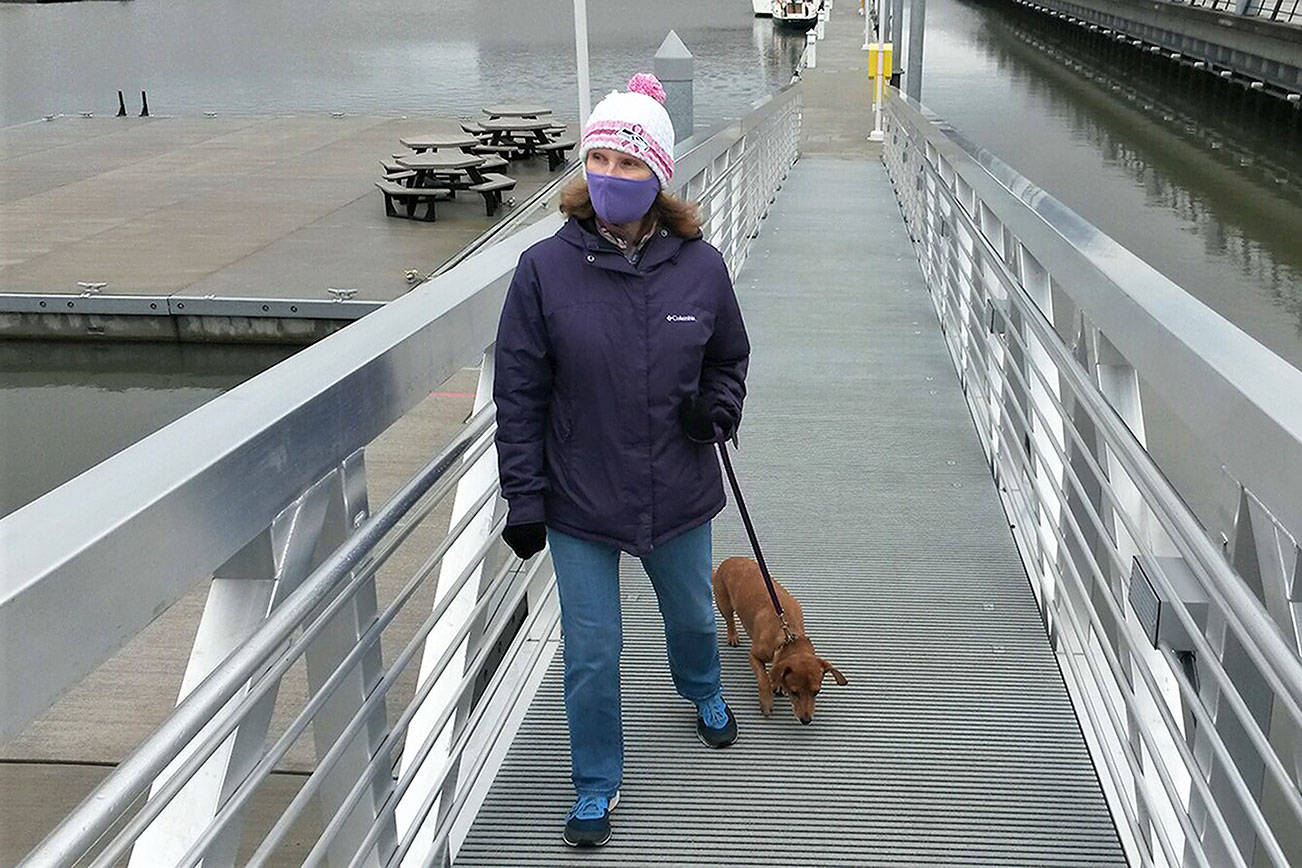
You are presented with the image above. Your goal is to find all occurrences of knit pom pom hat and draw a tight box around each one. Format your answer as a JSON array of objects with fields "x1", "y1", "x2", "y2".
[{"x1": 580, "y1": 73, "x2": 676, "y2": 188}]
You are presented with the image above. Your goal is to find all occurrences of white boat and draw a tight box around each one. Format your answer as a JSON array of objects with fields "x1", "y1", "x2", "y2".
[
  {"x1": 769, "y1": 0, "x2": 822, "y2": 30},
  {"x1": 752, "y1": 0, "x2": 773, "y2": 16}
]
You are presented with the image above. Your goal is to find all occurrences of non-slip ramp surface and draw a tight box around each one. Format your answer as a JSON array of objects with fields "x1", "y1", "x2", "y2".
[{"x1": 456, "y1": 157, "x2": 1125, "y2": 865}]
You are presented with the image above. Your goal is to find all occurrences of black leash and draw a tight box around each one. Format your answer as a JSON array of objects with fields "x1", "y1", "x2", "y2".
[{"x1": 716, "y1": 441, "x2": 798, "y2": 646}]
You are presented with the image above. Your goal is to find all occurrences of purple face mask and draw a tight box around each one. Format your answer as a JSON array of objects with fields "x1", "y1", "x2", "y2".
[{"x1": 586, "y1": 171, "x2": 660, "y2": 225}]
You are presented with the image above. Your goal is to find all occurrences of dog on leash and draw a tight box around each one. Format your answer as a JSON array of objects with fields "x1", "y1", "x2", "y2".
[{"x1": 711, "y1": 556, "x2": 847, "y2": 724}]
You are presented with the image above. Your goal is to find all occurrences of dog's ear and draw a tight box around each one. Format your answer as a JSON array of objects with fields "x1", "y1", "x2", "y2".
[
  {"x1": 820, "y1": 658, "x2": 848, "y2": 686},
  {"x1": 769, "y1": 660, "x2": 792, "y2": 693}
]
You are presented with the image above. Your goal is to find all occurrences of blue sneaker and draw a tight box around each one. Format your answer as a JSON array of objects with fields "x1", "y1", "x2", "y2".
[
  {"x1": 563, "y1": 790, "x2": 620, "y2": 847},
  {"x1": 696, "y1": 693, "x2": 739, "y2": 748}
]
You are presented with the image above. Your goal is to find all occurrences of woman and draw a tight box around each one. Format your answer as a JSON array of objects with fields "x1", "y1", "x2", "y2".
[{"x1": 492, "y1": 73, "x2": 750, "y2": 849}]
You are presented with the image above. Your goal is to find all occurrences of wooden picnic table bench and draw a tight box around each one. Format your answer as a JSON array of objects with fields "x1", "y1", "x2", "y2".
[
  {"x1": 374, "y1": 180, "x2": 452, "y2": 221},
  {"x1": 535, "y1": 138, "x2": 578, "y2": 171}
]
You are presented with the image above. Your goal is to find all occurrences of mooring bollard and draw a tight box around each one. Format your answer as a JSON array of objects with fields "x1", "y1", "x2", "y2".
[
  {"x1": 806, "y1": 30, "x2": 817, "y2": 68},
  {"x1": 117, "y1": 91, "x2": 127, "y2": 118},
  {"x1": 817, "y1": 8, "x2": 828, "y2": 39},
  {"x1": 140, "y1": 90, "x2": 149, "y2": 118},
  {"x1": 655, "y1": 30, "x2": 694, "y2": 145}
]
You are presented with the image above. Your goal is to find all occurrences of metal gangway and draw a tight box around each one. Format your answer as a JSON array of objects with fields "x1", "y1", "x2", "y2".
[{"x1": 3, "y1": 82, "x2": 1301, "y2": 866}]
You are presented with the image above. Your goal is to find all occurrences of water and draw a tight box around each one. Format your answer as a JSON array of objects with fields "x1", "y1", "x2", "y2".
[
  {"x1": 0, "y1": 0, "x2": 806, "y2": 128},
  {"x1": 0, "y1": 341, "x2": 293, "y2": 516},
  {"x1": 920, "y1": 0, "x2": 1302, "y2": 370}
]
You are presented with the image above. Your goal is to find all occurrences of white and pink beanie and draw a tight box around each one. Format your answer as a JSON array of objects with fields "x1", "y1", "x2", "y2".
[{"x1": 580, "y1": 73, "x2": 676, "y2": 188}]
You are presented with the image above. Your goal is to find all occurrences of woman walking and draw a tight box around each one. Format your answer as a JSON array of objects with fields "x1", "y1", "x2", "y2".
[{"x1": 492, "y1": 73, "x2": 751, "y2": 848}]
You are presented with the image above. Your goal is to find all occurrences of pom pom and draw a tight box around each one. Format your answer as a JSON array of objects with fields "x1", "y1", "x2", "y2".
[{"x1": 626, "y1": 73, "x2": 666, "y2": 104}]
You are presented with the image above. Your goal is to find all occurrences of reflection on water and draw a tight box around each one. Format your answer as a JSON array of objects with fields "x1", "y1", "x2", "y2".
[
  {"x1": 0, "y1": 341, "x2": 294, "y2": 517},
  {"x1": 923, "y1": 0, "x2": 1302, "y2": 370},
  {"x1": 921, "y1": 0, "x2": 1302, "y2": 530}
]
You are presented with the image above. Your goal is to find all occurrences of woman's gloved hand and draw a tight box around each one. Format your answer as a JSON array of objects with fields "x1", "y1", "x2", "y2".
[
  {"x1": 679, "y1": 393, "x2": 734, "y2": 444},
  {"x1": 502, "y1": 522, "x2": 547, "y2": 560}
]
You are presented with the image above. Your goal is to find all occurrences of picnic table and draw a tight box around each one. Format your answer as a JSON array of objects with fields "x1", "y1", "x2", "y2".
[
  {"x1": 398, "y1": 132, "x2": 481, "y2": 153},
  {"x1": 478, "y1": 117, "x2": 554, "y2": 156},
  {"x1": 482, "y1": 104, "x2": 552, "y2": 119},
  {"x1": 395, "y1": 151, "x2": 516, "y2": 216}
]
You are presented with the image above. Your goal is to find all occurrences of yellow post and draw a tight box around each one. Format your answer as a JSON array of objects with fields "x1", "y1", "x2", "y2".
[
  {"x1": 867, "y1": 42, "x2": 892, "y2": 142},
  {"x1": 867, "y1": 42, "x2": 893, "y2": 80}
]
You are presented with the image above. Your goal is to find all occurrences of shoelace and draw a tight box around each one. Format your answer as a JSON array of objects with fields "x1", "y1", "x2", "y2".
[
  {"x1": 697, "y1": 694, "x2": 729, "y2": 730},
  {"x1": 569, "y1": 794, "x2": 609, "y2": 821}
]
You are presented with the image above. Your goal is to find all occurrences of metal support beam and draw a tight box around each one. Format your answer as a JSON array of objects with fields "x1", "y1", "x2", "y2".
[
  {"x1": 889, "y1": 0, "x2": 905, "y2": 85},
  {"x1": 128, "y1": 458, "x2": 371, "y2": 865},
  {"x1": 396, "y1": 351, "x2": 503, "y2": 865},
  {"x1": 905, "y1": 0, "x2": 926, "y2": 101},
  {"x1": 300, "y1": 450, "x2": 396, "y2": 866},
  {"x1": 573, "y1": 0, "x2": 592, "y2": 127}
]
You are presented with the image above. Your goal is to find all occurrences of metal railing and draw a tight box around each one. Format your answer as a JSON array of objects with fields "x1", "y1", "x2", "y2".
[
  {"x1": 4, "y1": 82, "x2": 802, "y2": 867},
  {"x1": 1179, "y1": 0, "x2": 1302, "y2": 25},
  {"x1": 882, "y1": 88, "x2": 1302, "y2": 866}
]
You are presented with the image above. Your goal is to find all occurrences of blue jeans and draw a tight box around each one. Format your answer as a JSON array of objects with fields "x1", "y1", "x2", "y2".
[{"x1": 547, "y1": 522, "x2": 722, "y2": 798}]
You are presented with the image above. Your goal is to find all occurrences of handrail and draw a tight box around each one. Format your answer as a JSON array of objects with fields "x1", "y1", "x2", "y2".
[
  {"x1": 19, "y1": 406, "x2": 495, "y2": 867},
  {"x1": 883, "y1": 86, "x2": 1302, "y2": 865}
]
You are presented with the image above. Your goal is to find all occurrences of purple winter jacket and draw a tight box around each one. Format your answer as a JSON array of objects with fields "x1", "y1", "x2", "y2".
[{"x1": 493, "y1": 216, "x2": 750, "y2": 556}]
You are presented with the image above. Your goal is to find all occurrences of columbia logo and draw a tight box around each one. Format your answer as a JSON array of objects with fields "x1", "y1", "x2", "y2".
[{"x1": 666, "y1": 314, "x2": 697, "y2": 322}]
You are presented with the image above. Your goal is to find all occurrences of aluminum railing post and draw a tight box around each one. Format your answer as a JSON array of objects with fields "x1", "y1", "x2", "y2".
[
  {"x1": 301, "y1": 450, "x2": 396, "y2": 867},
  {"x1": 129, "y1": 467, "x2": 342, "y2": 866},
  {"x1": 396, "y1": 350, "x2": 502, "y2": 866},
  {"x1": 1189, "y1": 487, "x2": 1300, "y2": 864},
  {"x1": 1012, "y1": 247, "x2": 1063, "y2": 622}
]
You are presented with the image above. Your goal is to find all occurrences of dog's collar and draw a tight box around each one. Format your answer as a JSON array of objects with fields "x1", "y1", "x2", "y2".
[{"x1": 774, "y1": 632, "x2": 806, "y2": 657}]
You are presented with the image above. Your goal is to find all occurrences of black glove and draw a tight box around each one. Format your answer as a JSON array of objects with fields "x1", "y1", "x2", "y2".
[
  {"x1": 502, "y1": 522, "x2": 546, "y2": 560},
  {"x1": 679, "y1": 393, "x2": 734, "y2": 444}
]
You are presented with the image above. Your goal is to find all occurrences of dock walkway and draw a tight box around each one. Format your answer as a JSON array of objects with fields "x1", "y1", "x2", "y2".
[
  {"x1": 454, "y1": 130, "x2": 1125, "y2": 868},
  {"x1": 454, "y1": 10, "x2": 1123, "y2": 863}
]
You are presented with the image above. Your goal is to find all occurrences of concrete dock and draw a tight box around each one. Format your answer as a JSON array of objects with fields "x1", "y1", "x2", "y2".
[{"x1": 0, "y1": 113, "x2": 570, "y2": 340}]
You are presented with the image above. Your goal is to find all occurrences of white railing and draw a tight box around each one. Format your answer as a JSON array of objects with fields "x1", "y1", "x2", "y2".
[
  {"x1": 5, "y1": 82, "x2": 801, "y2": 868},
  {"x1": 883, "y1": 88, "x2": 1302, "y2": 866}
]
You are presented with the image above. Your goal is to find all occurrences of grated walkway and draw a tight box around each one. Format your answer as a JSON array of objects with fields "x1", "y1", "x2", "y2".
[{"x1": 453, "y1": 156, "x2": 1126, "y2": 865}]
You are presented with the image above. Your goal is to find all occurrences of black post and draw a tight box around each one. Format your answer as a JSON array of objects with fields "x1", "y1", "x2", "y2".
[
  {"x1": 139, "y1": 90, "x2": 149, "y2": 118},
  {"x1": 116, "y1": 90, "x2": 127, "y2": 117}
]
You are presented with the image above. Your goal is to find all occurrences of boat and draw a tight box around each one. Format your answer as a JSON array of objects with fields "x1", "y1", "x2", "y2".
[
  {"x1": 768, "y1": 0, "x2": 822, "y2": 30},
  {"x1": 752, "y1": 0, "x2": 772, "y2": 16}
]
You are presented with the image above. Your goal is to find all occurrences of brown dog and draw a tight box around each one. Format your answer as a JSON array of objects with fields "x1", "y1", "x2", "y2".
[{"x1": 712, "y1": 556, "x2": 847, "y2": 724}]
